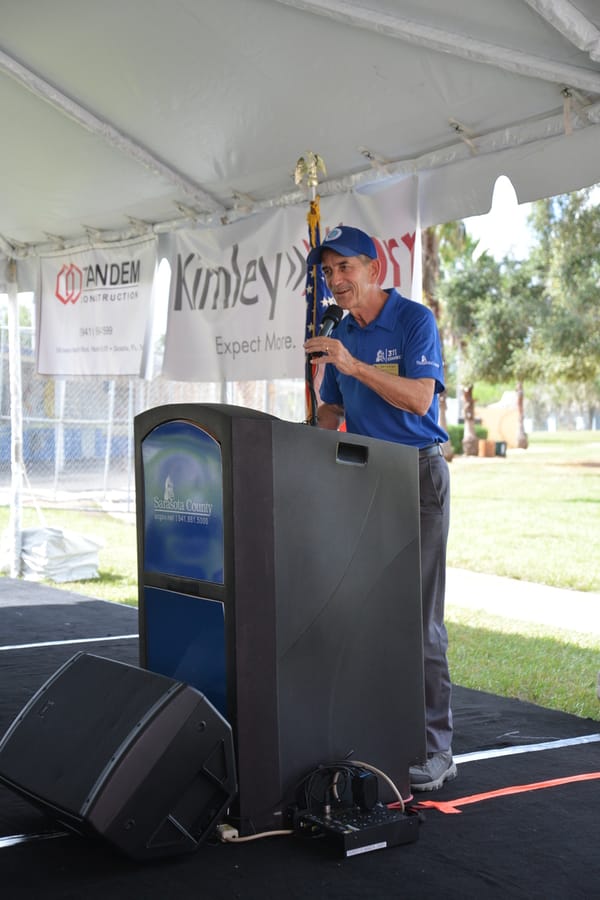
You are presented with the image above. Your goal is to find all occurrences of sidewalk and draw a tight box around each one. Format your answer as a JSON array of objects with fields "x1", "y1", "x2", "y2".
[
  {"x1": 446, "y1": 567, "x2": 600, "y2": 637},
  {"x1": 1, "y1": 569, "x2": 598, "y2": 638}
]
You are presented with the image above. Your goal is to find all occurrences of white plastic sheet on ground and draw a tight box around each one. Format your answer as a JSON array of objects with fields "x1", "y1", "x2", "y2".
[{"x1": 17, "y1": 527, "x2": 102, "y2": 583}]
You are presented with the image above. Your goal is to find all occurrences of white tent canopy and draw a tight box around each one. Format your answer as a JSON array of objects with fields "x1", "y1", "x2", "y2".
[{"x1": 1, "y1": 0, "x2": 600, "y2": 272}]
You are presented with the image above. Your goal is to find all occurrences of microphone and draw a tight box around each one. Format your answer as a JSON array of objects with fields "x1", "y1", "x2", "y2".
[{"x1": 310, "y1": 305, "x2": 343, "y2": 358}]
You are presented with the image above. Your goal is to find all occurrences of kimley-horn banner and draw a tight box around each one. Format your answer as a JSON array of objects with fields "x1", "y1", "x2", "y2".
[
  {"x1": 37, "y1": 234, "x2": 157, "y2": 376},
  {"x1": 163, "y1": 177, "x2": 419, "y2": 383}
]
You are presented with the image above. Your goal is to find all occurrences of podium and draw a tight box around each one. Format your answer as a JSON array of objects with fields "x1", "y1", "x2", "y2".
[{"x1": 134, "y1": 403, "x2": 425, "y2": 833}]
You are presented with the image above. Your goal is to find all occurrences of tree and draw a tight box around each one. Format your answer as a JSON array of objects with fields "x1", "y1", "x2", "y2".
[
  {"x1": 527, "y1": 189, "x2": 600, "y2": 426},
  {"x1": 433, "y1": 185, "x2": 600, "y2": 447},
  {"x1": 470, "y1": 256, "x2": 544, "y2": 447},
  {"x1": 422, "y1": 222, "x2": 471, "y2": 456},
  {"x1": 438, "y1": 245, "x2": 503, "y2": 454}
]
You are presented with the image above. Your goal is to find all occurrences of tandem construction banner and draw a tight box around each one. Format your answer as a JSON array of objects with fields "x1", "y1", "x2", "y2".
[
  {"x1": 162, "y1": 177, "x2": 419, "y2": 382},
  {"x1": 36, "y1": 234, "x2": 157, "y2": 376}
]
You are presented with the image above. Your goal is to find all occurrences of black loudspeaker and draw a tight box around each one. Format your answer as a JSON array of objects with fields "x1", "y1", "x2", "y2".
[{"x1": 0, "y1": 652, "x2": 237, "y2": 860}]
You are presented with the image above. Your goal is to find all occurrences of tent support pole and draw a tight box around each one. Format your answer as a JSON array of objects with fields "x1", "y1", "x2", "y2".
[
  {"x1": 103, "y1": 380, "x2": 115, "y2": 500},
  {"x1": 6, "y1": 259, "x2": 23, "y2": 577}
]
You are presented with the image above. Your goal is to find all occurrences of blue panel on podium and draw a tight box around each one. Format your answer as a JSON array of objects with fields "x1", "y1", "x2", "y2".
[
  {"x1": 141, "y1": 420, "x2": 224, "y2": 583},
  {"x1": 143, "y1": 587, "x2": 226, "y2": 717}
]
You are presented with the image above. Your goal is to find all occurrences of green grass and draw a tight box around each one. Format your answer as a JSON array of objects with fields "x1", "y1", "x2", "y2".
[
  {"x1": 1, "y1": 508, "x2": 139, "y2": 607},
  {"x1": 447, "y1": 615, "x2": 599, "y2": 720},
  {"x1": 445, "y1": 430, "x2": 600, "y2": 721},
  {"x1": 447, "y1": 430, "x2": 600, "y2": 592},
  {"x1": 1, "y1": 430, "x2": 599, "y2": 721}
]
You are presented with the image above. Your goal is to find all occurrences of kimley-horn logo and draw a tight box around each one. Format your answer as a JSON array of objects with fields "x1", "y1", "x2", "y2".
[{"x1": 56, "y1": 264, "x2": 83, "y2": 304}]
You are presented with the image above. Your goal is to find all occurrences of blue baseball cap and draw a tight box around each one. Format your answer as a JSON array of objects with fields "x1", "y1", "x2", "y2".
[{"x1": 307, "y1": 225, "x2": 377, "y2": 267}]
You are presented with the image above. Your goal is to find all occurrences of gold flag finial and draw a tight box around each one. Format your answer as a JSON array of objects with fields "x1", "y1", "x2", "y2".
[{"x1": 294, "y1": 152, "x2": 327, "y2": 190}]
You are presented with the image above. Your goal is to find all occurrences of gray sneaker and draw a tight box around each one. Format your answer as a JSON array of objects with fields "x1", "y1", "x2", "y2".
[{"x1": 409, "y1": 750, "x2": 457, "y2": 792}]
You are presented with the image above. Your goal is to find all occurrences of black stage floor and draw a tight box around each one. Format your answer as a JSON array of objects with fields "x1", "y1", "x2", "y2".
[{"x1": 1, "y1": 579, "x2": 599, "y2": 899}]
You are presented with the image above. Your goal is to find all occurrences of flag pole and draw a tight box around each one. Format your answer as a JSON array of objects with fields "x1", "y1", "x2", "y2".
[{"x1": 295, "y1": 152, "x2": 330, "y2": 426}]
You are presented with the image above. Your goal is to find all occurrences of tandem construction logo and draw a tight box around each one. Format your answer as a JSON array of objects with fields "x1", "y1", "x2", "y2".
[
  {"x1": 56, "y1": 263, "x2": 83, "y2": 304},
  {"x1": 55, "y1": 259, "x2": 141, "y2": 305}
]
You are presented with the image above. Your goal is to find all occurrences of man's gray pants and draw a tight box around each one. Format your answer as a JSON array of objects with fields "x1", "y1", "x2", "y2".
[{"x1": 418, "y1": 453, "x2": 452, "y2": 755}]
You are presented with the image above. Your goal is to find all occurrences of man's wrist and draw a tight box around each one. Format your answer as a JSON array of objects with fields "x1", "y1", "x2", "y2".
[{"x1": 353, "y1": 359, "x2": 370, "y2": 380}]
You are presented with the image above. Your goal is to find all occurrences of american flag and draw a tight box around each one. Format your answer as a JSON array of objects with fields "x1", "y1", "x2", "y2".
[
  {"x1": 305, "y1": 196, "x2": 333, "y2": 341},
  {"x1": 305, "y1": 196, "x2": 333, "y2": 424}
]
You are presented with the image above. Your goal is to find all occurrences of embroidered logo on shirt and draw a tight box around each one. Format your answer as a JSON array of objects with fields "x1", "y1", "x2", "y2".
[
  {"x1": 375, "y1": 348, "x2": 401, "y2": 363},
  {"x1": 416, "y1": 354, "x2": 440, "y2": 369}
]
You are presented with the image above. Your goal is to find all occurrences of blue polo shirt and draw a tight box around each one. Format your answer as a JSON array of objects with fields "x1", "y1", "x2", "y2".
[{"x1": 319, "y1": 289, "x2": 448, "y2": 447}]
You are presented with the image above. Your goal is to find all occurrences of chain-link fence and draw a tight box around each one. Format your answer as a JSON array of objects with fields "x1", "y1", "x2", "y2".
[{"x1": 0, "y1": 320, "x2": 305, "y2": 515}]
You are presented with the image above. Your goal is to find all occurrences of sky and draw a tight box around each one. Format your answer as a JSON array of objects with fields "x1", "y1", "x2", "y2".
[{"x1": 463, "y1": 175, "x2": 534, "y2": 261}]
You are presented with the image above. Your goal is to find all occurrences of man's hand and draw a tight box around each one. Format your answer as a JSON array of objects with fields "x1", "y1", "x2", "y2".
[{"x1": 304, "y1": 336, "x2": 356, "y2": 374}]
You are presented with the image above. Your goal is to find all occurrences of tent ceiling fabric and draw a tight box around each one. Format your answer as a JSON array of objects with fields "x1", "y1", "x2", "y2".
[{"x1": 1, "y1": 0, "x2": 600, "y2": 260}]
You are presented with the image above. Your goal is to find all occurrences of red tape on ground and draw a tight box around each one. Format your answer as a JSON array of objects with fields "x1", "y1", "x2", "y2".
[{"x1": 413, "y1": 772, "x2": 600, "y2": 814}]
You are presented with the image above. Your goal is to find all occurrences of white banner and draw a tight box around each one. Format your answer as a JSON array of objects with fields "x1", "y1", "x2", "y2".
[
  {"x1": 163, "y1": 177, "x2": 418, "y2": 382},
  {"x1": 37, "y1": 235, "x2": 157, "y2": 376}
]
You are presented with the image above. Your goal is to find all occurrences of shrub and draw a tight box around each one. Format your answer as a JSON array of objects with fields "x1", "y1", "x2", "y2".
[{"x1": 447, "y1": 424, "x2": 488, "y2": 455}]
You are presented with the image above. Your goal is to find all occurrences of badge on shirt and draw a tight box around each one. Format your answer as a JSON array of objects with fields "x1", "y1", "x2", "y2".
[{"x1": 374, "y1": 363, "x2": 399, "y2": 375}]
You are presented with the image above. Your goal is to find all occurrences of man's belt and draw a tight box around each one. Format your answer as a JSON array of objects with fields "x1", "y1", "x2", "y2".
[{"x1": 419, "y1": 443, "x2": 443, "y2": 458}]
